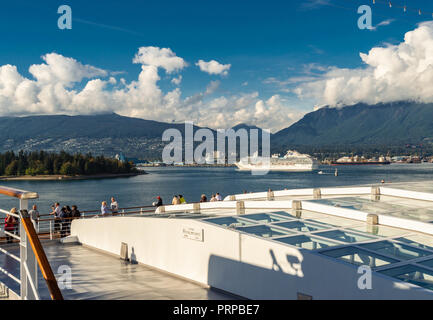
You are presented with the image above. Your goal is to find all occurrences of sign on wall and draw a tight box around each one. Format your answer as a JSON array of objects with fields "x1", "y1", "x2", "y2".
[{"x1": 182, "y1": 226, "x2": 204, "y2": 242}]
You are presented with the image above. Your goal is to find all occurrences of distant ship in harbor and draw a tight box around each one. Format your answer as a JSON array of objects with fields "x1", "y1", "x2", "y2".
[
  {"x1": 235, "y1": 150, "x2": 319, "y2": 172},
  {"x1": 330, "y1": 155, "x2": 391, "y2": 166}
]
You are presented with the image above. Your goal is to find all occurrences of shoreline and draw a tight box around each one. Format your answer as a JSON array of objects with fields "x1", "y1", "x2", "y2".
[{"x1": 0, "y1": 172, "x2": 147, "y2": 181}]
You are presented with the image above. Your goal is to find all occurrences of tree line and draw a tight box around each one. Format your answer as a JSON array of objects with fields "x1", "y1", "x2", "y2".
[{"x1": 0, "y1": 151, "x2": 136, "y2": 176}]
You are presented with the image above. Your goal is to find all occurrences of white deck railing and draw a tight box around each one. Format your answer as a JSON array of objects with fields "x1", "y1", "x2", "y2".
[{"x1": 0, "y1": 186, "x2": 39, "y2": 300}]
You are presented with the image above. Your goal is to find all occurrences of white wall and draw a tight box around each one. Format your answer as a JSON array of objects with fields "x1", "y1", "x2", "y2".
[{"x1": 71, "y1": 217, "x2": 433, "y2": 300}]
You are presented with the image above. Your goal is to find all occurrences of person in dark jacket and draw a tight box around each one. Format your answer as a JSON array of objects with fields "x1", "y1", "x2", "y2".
[
  {"x1": 153, "y1": 196, "x2": 163, "y2": 207},
  {"x1": 59, "y1": 207, "x2": 69, "y2": 237},
  {"x1": 71, "y1": 205, "x2": 81, "y2": 219}
]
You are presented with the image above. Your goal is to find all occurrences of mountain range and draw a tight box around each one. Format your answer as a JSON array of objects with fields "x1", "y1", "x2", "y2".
[
  {"x1": 273, "y1": 101, "x2": 433, "y2": 147},
  {"x1": 0, "y1": 101, "x2": 432, "y2": 159}
]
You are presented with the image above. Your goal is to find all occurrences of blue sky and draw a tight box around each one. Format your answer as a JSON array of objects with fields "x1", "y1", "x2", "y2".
[{"x1": 1, "y1": 0, "x2": 433, "y2": 131}]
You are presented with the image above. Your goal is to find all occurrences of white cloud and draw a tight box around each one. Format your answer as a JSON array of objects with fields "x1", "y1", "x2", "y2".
[
  {"x1": 205, "y1": 80, "x2": 220, "y2": 95},
  {"x1": 295, "y1": 22, "x2": 433, "y2": 107},
  {"x1": 196, "y1": 59, "x2": 231, "y2": 76},
  {"x1": 171, "y1": 75, "x2": 182, "y2": 85},
  {"x1": 29, "y1": 53, "x2": 107, "y2": 87},
  {"x1": 300, "y1": 0, "x2": 331, "y2": 10},
  {"x1": 0, "y1": 49, "x2": 300, "y2": 132},
  {"x1": 132, "y1": 46, "x2": 187, "y2": 73},
  {"x1": 370, "y1": 19, "x2": 395, "y2": 31}
]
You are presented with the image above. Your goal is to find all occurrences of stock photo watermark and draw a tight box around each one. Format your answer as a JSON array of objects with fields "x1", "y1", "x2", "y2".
[
  {"x1": 357, "y1": 265, "x2": 372, "y2": 290},
  {"x1": 358, "y1": 5, "x2": 373, "y2": 30},
  {"x1": 162, "y1": 122, "x2": 271, "y2": 175},
  {"x1": 57, "y1": 265, "x2": 72, "y2": 290},
  {"x1": 58, "y1": 5, "x2": 72, "y2": 30}
]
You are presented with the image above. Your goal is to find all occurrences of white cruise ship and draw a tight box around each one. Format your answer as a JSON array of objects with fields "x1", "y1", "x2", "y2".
[{"x1": 235, "y1": 150, "x2": 319, "y2": 172}]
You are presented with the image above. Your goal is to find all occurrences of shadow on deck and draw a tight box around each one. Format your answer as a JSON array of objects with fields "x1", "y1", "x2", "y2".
[{"x1": 0, "y1": 241, "x2": 234, "y2": 300}]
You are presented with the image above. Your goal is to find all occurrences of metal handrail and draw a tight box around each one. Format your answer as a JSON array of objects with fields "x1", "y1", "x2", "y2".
[
  {"x1": 0, "y1": 205, "x2": 156, "y2": 226},
  {"x1": 0, "y1": 186, "x2": 43, "y2": 300},
  {"x1": 0, "y1": 246, "x2": 20, "y2": 262},
  {"x1": 20, "y1": 210, "x2": 63, "y2": 300},
  {"x1": 3, "y1": 231, "x2": 20, "y2": 241},
  {"x1": 0, "y1": 186, "x2": 38, "y2": 200},
  {"x1": 38, "y1": 209, "x2": 156, "y2": 222},
  {"x1": 37, "y1": 205, "x2": 155, "y2": 217}
]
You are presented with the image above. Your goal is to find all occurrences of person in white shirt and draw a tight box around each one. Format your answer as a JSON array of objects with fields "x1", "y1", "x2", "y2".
[
  {"x1": 29, "y1": 204, "x2": 40, "y2": 230},
  {"x1": 216, "y1": 193, "x2": 222, "y2": 201},
  {"x1": 50, "y1": 203, "x2": 62, "y2": 233},
  {"x1": 110, "y1": 197, "x2": 119, "y2": 215}
]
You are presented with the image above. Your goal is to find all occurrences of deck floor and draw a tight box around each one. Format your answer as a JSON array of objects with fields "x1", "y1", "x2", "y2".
[{"x1": 0, "y1": 241, "x2": 234, "y2": 300}]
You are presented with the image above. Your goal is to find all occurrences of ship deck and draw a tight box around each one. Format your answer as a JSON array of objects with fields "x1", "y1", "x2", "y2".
[{"x1": 0, "y1": 241, "x2": 234, "y2": 300}]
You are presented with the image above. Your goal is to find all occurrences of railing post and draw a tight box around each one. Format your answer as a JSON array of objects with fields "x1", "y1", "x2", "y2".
[
  {"x1": 49, "y1": 220, "x2": 53, "y2": 240},
  {"x1": 19, "y1": 200, "x2": 38, "y2": 300},
  {"x1": 236, "y1": 201, "x2": 245, "y2": 215},
  {"x1": 20, "y1": 211, "x2": 63, "y2": 300}
]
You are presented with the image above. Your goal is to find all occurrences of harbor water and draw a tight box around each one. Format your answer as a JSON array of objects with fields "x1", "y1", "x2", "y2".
[{"x1": 0, "y1": 163, "x2": 433, "y2": 214}]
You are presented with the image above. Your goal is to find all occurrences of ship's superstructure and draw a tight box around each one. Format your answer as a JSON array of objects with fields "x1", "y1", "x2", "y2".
[{"x1": 235, "y1": 150, "x2": 319, "y2": 172}]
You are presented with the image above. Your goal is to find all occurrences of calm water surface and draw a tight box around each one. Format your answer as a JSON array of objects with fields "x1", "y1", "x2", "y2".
[{"x1": 1, "y1": 163, "x2": 433, "y2": 214}]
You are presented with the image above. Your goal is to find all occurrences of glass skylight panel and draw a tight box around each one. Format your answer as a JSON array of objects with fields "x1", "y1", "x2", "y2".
[
  {"x1": 382, "y1": 208, "x2": 433, "y2": 223},
  {"x1": 275, "y1": 235, "x2": 339, "y2": 250},
  {"x1": 268, "y1": 211, "x2": 295, "y2": 219},
  {"x1": 376, "y1": 196, "x2": 433, "y2": 209},
  {"x1": 295, "y1": 210, "x2": 330, "y2": 220},
  {"x1": 310, "y1": 197, "x2": 373, "y2": 211},
  {"x1": 379, "y1": 265, "x2": 433, "y2": 291},
  {"x1": 314, "y1": 230, "x2": 377, "y2": 243},
  {"x1": 273, "y1": 220, "x2": 330, "y2": 232},
  {"x1": 235, "y1": 225, "x2": 292, "y2": 238},
  {"x1": 347, "y1": 225, "x2": 410, "y2": 238},
  {"x1": 203, "y1": 216, "x2": 256, "y2": 228},
  {"x1": 396, "y1": 235, "x2": 433, "y2": 252},
  {"x1": 321, "y1": 246, "x2": 398, "y2": 268},
  {"x1": 310, "y1": 197, "x2": 433, "y2": 219},
  {"x1": 241, "y1": 213, "x2": 290, "y2": 224},
  {"x1": 360, "y1": 241, "x2": 432, "y2": 261},
  {"x1": 306, "y1": 216, "x2": 363, "y2": 228},
  {"x1": 418, "y1": 258, "x2": 433, "y2": 269}
]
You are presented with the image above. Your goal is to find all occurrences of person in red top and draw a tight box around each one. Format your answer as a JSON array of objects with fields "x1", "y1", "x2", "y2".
[{"x1": 4, "y1": 208, "x2": 17, "y2": 243}]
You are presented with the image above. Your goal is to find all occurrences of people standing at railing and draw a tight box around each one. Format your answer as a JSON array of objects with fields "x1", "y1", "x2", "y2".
[
  {"x1": 71, "y1": 205, "x2": 81, "y2": 219},
  {"x1": 50, "y1": 203, "x2": 62, "y2": 234},
  {"x1": 172, "y1": 195, "x2": 180, "y2": 205},
  {"x1": 101, "y1": 201, "x2": 110, "y2": 216},
  {"x1": 29, "y1": 204, "x2": 40, "y2": 231},
  {"x1": 216, "y1": 193, "x2": 223, "y2": 201},
  {"x1": 65, "y1": 206, "x2": 72, "y2": 235},
  {"x1": 110, "y1": 197, "x2": 119, "y2": 215},
  {"x1": 59, "y1": 206, "x2": 70, "y2": 237},
  {"x1": 153, "y1": 196, "x2": 163, "y2": 207},
  {"x1": 178, "y1": 195, "x2": 186, "y2": 204},
  {"x1": 200, "y1": 194, "x2": 208, "y2": 202},
  {"x1": 210, "y1": 194, "x2": 217, "y2": 202},
  {"x1": 4, "y1": 209, "x2": 17, "y2": 243}
]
